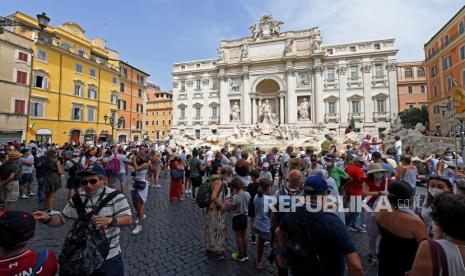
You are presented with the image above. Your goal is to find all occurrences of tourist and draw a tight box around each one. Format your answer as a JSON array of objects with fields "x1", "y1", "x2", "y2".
[
  {"x1": 184, "y1": 154, "x2": 192, "y2": 194},
  {"x1": 205, "y1": 168, "x2": 227, "y2": 261},
  {"x1": 235, "y1": 157, "x2": 251, "y2": 186},
  {"x1": 0, "y1": 151, "x2": 22, "y2": 211},
  {"x1": 19, "y1": 149, "x2": 35, "y2": 199},
  {"x1": 371, "y1": 151, "x2": 395, "y2": 179},
  {"x1": 189, "y1": 148, "x2": 204, "y2": 200},
  {"x1": 259, "y1": 162, "x2": 273, "y2": 182},
  {"x1": 278, "y1": 146, "x2": 293, "y2": 188},
  {"x1": 227, "y1": 177, "x2": 251, "y2": 262},
  {"x1": 149, "y1": 151, "x2": 161, "y2": 188},
  {"x1": 410, "y1": 193, "x2": 465, "y2": 275},
  {"x1": 395, "y1": 155, "x2": 418, "y2": 189},
  {"x1": 64, "y1": 148, "x2": 85, "y2": 199},
  {"x1": 417, "y1": 175, "x2": 453, "y2": 237},
  {"x1": 307, "y1": 154, "x2": 322, "y2": 176},
  {"x1": 247, "y1": 168, "x2": 260, "y2": 245},
  {"x1": 211, "y1": 152, "x2": 223, "y2": 176},
  {"x1": 361, "y1": 134, "x2": 372, "y2": 151},
  {"x1": 456, "y1": 178, "x2": 465, "y2": 198},
  {"x1": 266, "y1": 147, "x2": 280, "y2": 179},
  {"x1": 254, "y1": 178, "x2": 272, "y2": 270},
  {"x1": 33, "y1": 164, "x2": 133, "y2": 276},
  {"x1": 230, "y1": 149, "x2": 238, "y2": 167},
  {"x1": 312, "y1": 168, "x2": 344, "y2": 223},
  {"x1": 394, "y1": 135, "x2": 402, "y2": 164},
  {"x1": 324, "y1": 153, "x2": 349, "y2": 192},
  {"x1": 131, "y1": 151, "x2": 150, "y2": 234},
  {"x1": 42, "y1": 149, "x2": 62, "y2": 211},
  {"x1": 110, "y1": 148, "x2": 129, "y2": 192},
  {"x1": 362, "y1": 163, "x2": 390, "y2": 265},
  {"x1": 375, "y1": 180, "x2": 428, "y2": 276},
  {"x1": 276, "y1": 175, "x2": 363, "y2": 276},
  {"x1": 344, "y1": 156, "x2": 367, "y2": 232},
  {"x1": 0, "y1": 211, "x2": 57, "y2": 275},
  {"x1": 169, "y1": 156, "x2": 184, "y2": 200}
]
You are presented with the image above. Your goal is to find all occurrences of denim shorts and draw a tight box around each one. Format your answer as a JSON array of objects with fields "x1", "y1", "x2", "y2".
[
  {"x1": 111, "y1": 173, "x2": 126, "y2": 185},
  {"x1": 19, "y1": 173, "x2": 34, "y2": 185}
]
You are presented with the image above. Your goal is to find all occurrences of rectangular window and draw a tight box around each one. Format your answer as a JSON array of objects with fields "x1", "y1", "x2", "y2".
[
  {"x1": 352, "y1": 101, "x2": 360, "y2": 114},
  {"x1": 431, "y1": 66, "x2": 437, "y2": 77},
  {"x1": 420, "y1": 85, "x2": 425, "y2": 93},
  {"x1": 16, "y1": 70, "x2": 27, "y2": 84},
  {"x1": 434, "y1": 84, "x2": 438, "y2": 96},
  {"x1": 212, "y1": 78, "x2": 218, "y2": 90},
  {"x1": 118, "y1": 100, "x2": 126, "y2": 110},
  {"x1": 212, "y1": 106, "x2": 218, "y2": 117},
  {"x1": 77, "y1": 49, "x2": 86, "y2": 57},
  {"x1": 409, "y1": 104, "x2": 414, "y2": 109},
  {"x1": 137, "y1": 75, "x2": 144, "y2": 84},
  {"x1": 374, "y1": 43, "x2": 381, "y2": 50},
  {"x1": 111, "y1": 93, "x2": 118, "y2": 104},
  {"x1": 89, "y1": 68, "x2": 96, "y2": 78},
  {"x1": 375, "y1": 64, "x2": 384, "y2": 77},
  {"x1": 14, "y1": 99, "x2": 25, "y2": 114},
  {"x1": 180, "y1": 81, "x2": 186, "y2": 92},
  {"x1": 120, "y1": 82, "x2": 125, "y2": 92},
  {"x1": 30, "y1": 101, "x2": 44, "y2": 117},
  {"x1": 460, "y1": 21, "x2": 465, "y2": 35},
  {"x1": 408, "y1": 86, "x2": 413, "y2": 93},
  {"x1": 462, "y1": 70, "x2": 465, "y2": 86},
  {"x1": 376, "y1": 99, "x2": 385, "y2": 113},
  {"x1": 349, "y1": 46, "x2": 356, "y2": 52},
  {"x1": 138, "y1": 89, "x2": 142, "y2": 97},
  {"x1": 88, "y1": 88, "x2": 97, "y2": 99},
  {"x1": 328, "y1": 102, "x2": 336, "y2": 114},
  {"x1": 196, "y1": 79, "x2": 201, "y2": 90},
  {"x1": 447, "y1": 77, "x2": 453, "y2": 92},
  {"x1": 460, "y1": 45, "x2": 465, "y2": 61},
  {"x1": 327, "y1": 68, "x2": 335, "y2": 81},
  {"x1": 180, "y1": 108, "x2": 186, "y2": 118},
  {"x1": 74, "y1": 84, "x2": 83, "y2": 96},
  {"x1": 87, "y1": 108, "x2": 95, "y2": 122},
  {"x1": 18, "y1": 51, "x2": 28, "y2": 62},
  {"x1": 34, "y1": 75, "x2": 47, "y2": 89},
  {"x1": 350, "y1": 66, "x2": 358, "y2": 79},
  {"x1": 417, "y1": 67, "x2": 425, "y2": 77},
  {"x1": 37, "y1": 50, "x2": 47, "y2": 62},
  {"x1": 405, "y1": 69, "x2": 413, "y2": 78},
  {"x1": 72, "y1": 106, "x2": 83, "y2": 121},
  {"x1": 75, "y1": 64, "x2": 83, "y2": 73},
  {"x1": 195, "y1": 130, "x2": 200, "y2": 139},
  {"x1": 112, "y1": 76, "x2": 117, "y2": 84},
  {"x1": 120, "y1": 68, "x2": 128, "y2": 78},
  {"x1": 444, "y1": 34, "x2": 449, "y2": 46},
  {"x1": 443, "y1": 56, "x2": 452, "y2": 70},
  {"x1": 196, "y1": 107, "x2": 201, "y2": 118}
]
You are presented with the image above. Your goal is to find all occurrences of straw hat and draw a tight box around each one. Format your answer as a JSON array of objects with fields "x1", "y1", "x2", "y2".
[
  {"x1": 7, "y1": 151, "x2": 22, "y2": 159},
  {"x1": 367, "y1": 163, "x2": 386, "y2": 174}
]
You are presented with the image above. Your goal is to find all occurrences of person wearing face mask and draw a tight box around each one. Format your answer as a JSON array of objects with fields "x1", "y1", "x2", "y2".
[
  {"x1": 344, "y1": 156, "x2": 367, "y2": 232},
  {"x1": 33, "y1": 165, "x2": 133, "y2": 276},
  {"x1": 417, "y1": 176, "x2": 453, "y2": 237},
  {"x1": 324, "y1": 154, "x2": 349, "y2": 192},
  {"x1": 362, "y1": 163, "x2": 392, "y2": 265}
]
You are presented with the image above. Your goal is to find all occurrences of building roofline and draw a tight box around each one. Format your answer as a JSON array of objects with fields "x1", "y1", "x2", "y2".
[
  {"x1": 173, "y1": 58, "x2": 218, "y2": 66},
  {"x1": 424, "y1": 5, "x2": 465, "y2": 47},
  {"x1": 119, "y1": 60, "x2": 151, "y2": 76},
  {"x1": 323, "y1": 38, "x2": 395, "y2": 48}
]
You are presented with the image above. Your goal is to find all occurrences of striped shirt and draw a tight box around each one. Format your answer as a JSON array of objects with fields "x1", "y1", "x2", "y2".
[{"x1": 62, "y1": 187, "x2": 132, "y2": 259}]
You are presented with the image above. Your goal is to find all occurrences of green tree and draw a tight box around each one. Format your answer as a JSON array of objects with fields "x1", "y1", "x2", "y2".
[{"x1": 398, "y1": 106, "x2": 429, "y2": 129}]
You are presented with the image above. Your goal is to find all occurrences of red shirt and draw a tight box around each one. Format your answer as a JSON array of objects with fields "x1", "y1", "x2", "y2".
[
  {"x1": 366, "y1": 177, "x2": 393, "y2": 206},
  {"x1": 0, "y1": 249, "x2": 57, "y2": 276},
  {"x1": 344, "y1": 164, "x2": 366, "y2": 196}
]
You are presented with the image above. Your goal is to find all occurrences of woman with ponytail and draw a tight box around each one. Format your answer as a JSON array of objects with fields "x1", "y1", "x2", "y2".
[{"x1": 375, "y1": 180, "x2": 428, "y2": 276}]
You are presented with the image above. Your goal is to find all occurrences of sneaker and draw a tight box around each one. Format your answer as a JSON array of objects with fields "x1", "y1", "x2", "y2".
[
  {"x1": 238, "y1": 256, "x2": 249, "y2": 262},
  {"x1": 255, "y1": 262, "x2": 264, "y2": 270},
  {"x1": 131, "y1": 225, "x2": 143, "y2": 235},
  {"x1": 188, "y1": 189, "x2": 192, "y2": 193},
  {"x1": 27, "y1": 192, "x2": 35, "y2": 196},
  {"x1": 349, "y1": 226, "x2": 358, "y2": 232},
  {"x1": 231, "y1": 252, "x2": 240, "y2": 261},
  {"x1": 251, "y1": 235, "x2": 257, "y2": 245},
  {"x1": 215, "y1": 252, "x2": 226, "y2": 261},
  {"x1": 155, "y1": 184, "x2": 161, "y2": 188},
  {"x1": 150, "y1": 184, "x2": 156, "y2": 188},
  {"x1": 264, "y1": 241, "x2": 270, "y2": 246},
  {"x1": 134, "y1": 215, "x2": 146, "y2": 224},
  {"x1": 356, "y1": 227, "x2": 367, "y2": 233},
  {"x1": 20, "y1": 194, "x2": 29, "y2": 199}
]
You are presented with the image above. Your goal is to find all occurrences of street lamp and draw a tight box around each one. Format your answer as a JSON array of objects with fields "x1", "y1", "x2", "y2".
[
  {"x1": 36, "y1": 12, "x2": 50, "y2": 30},
  {"x1": 103, "y1": 113, "x2": 124, "y2": 143}
]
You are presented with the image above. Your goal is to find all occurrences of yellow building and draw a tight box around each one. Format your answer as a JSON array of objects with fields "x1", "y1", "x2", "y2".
[
  {"x1": 146, "y1": 82, "x2": 173, "y2": 140},
  {"x1": 10, "y1": 12, "x2": 119, "y2": 145}
]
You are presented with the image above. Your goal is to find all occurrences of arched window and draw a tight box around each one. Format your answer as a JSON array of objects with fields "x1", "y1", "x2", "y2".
[
  {"x1": 405, "y1": 68, "x2": 413, "y2": 78},
  {"x1": 417, "y1": 67, "x2": 425, "y2": 77}
]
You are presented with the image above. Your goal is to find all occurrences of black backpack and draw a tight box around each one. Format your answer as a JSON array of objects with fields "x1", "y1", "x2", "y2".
[
  {"x1": 196, "y1": 175, "x2": 220, "y2": 208},
  {"x1": 286, "y1": 207, "x2": 325, "y2": 276},
  {"x1": 59, "y1": 189, "x2": 120, "y2": 276},
  {"x1": 68, "y1": 155, "x2": 84, "y2": 180}
]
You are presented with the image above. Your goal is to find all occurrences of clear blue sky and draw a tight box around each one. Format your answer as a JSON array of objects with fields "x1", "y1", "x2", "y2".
[{"x1": 2, "y1": 0, "x2": 463, "y2": 91}]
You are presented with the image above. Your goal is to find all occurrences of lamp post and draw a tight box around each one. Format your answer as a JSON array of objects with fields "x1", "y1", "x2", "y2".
[{"x1": 103, "y1": 113, "x2": 124, "y2": 144}]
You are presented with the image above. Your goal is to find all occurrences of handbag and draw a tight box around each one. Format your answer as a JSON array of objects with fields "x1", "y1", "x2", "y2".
[{"x1": 133, "y1": 180, "x2": 146, "y2": 190}]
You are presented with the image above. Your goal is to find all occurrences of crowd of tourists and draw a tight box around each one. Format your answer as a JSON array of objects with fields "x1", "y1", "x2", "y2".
[{"x1": 1, "y1": 135, "x2": 465, "y2": 275}]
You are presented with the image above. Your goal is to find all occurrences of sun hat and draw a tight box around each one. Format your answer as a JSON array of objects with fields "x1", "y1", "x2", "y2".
[
  {"x1": 7, "y1": 151, "x2": 22, "y2": 159},
  {"x1": 367, "y1": 163, "x2": 386, "y2": 174}
]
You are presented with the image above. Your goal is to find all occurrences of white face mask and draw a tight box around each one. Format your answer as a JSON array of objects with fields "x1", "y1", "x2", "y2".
[{"x1": 428, "y1": 188, "x2": 444, "y2": 197}]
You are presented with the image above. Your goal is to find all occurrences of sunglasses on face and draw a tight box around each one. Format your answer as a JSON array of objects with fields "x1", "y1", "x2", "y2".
[{"x1": 81, "y1": 179, "x2": 99, "y2": 185}]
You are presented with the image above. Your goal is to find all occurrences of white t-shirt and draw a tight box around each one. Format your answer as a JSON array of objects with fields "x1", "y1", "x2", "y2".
[
  {"x1": 395, "y1": 140, "x2": 402, "y2": 155},
  {"x1": 65, "y1": 156, "x2": 86, "y2": 171},
  {"x1": 115, "y1": 154, "x2": 128, "y2": 174},
  {"x1": 206, "y1": 150, "x2": 213, "y2": 162},
  {"x1": 20, "y1": 155, "x2": 34, "y2": 174}
]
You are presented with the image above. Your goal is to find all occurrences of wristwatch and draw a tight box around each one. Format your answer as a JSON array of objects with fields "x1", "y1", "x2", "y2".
[{"x1": 109, "y1": 217, "x2": 117, "y2": 227}]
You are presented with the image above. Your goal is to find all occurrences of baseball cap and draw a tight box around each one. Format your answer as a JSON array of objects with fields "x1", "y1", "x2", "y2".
[
  {"x1": 323, "y1": 154, "x2": 336, "y2": 161},
  {"x1": 72, "y1": 149, "x2": 81, "y2": 156},
  {"x1": 304, "y1": 175, "x2": 329, "y2": 195},
  {"x1": 352, "y1": 155, "x2": 365, "y2": 163},
  {"x1": 0, "y1": 211, "x2": 36, "y2": 250},
  {"x1": 78, "y1": 164, "x2": 106, "y2": 177}
]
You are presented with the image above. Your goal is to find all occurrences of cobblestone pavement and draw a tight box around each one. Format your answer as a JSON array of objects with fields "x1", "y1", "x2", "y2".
[{"x1": 9, "y1": 173, "x2": 402, "y2": 276}]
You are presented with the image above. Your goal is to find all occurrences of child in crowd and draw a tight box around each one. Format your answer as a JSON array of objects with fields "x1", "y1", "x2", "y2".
[
  {"x1": 227, "y1": 177, "x2": 251, "y2": 262},
  {"x1": 259, "y1": 162, "x2": 273, "y2": 182},
  {"x1": 247, "y1": 169, "x2": 260, "y2": 245},
  {"x1": 254, "y1": 178, "x2": 273, "y2": 269}
]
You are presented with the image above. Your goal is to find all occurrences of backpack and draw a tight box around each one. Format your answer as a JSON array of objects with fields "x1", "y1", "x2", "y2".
[
  {"x1": 196, "y1": 175, "x2": 220, "y2": 208},
  {"x1": 68, "y1": 155, "x2": 84, "y2": 180},
  {"x1": 286, "y1": 207, "x2": 325, "y2": 275},
  {"x1": 31, "y1": 250, "x2": 48, "y2": 276},
  {"x1": 59, "y1": 190, "x2": 120, "y2": 276},
  {"x1": 386, "y1": 147, "x2": 397, "y2": 156},
  {"x1": 108, "y1": 154, "x2": 121, "y2": 174}
]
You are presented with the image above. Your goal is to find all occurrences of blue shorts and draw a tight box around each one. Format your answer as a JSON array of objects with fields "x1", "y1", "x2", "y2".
[
  {"x1": 111, "y1": 173, "x2": 127, "y2": 185},
  {"x1": 19, "y1": 173, "x2": 34, "y2": 185}
]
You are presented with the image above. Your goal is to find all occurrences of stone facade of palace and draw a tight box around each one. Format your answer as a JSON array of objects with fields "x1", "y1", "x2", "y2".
[{"x1": 172, "y1": 15, "x2": 399, "y2": 139}]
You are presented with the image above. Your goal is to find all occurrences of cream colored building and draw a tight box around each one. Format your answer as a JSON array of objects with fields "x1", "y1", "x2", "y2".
[{"x1": 0, "y1": 29, "x2": 33, "y2": 143}]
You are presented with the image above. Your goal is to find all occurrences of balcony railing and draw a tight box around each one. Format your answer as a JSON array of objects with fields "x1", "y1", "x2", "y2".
[
  {"x1": 324, "y1": 113, "x2": 339, "y2": 123},
  {"x1": 193, "y1": 117, "x2": 203, "y2": 125},
  {"x1": 177, "y1": 117, "x2": 187, "y2": 125},
  {"x1": 209, "y1": 117, "x2": 220, "y2": 124},
  {"x1": 373, "y1": 111, "x2": 391, "y2": 122},
  {"x1": 209, "y1": 91, "x2": 219, "y2": 98},
  {"x1": 348, "y1": 112, "x2": 364, "y2": 122},
  {"x1": 193, "y1": 92, "x2": 203, "y2": 99}
]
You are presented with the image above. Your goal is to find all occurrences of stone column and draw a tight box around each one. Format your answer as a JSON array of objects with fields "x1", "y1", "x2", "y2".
[
  {"x1": 361, "y1": 62, "x2": 374, "y2": 123},
  {"x1": 338, "y1": 65, "x2": 348, "y2": 125},
  {"x1": 313, "y1": 61, "x2": 324, "y2": 123},
  {"x1": 219, "y1": 73, "x2": 229, "y2": 125},
  {"x1": 252, "y1": 98, "x2": 257, "y2": 124},
  {"x1": 286, "y1": 65, "x2": 297, "y2": 124},
  {"x1": 279, "y1": 95, "x2": 285, "y2": 124},
  {"x1": 241, "y1": 71, "x2": 251, "y2": 124},
  {"x1": 387, "y1": 62, "x2": 398, "y2": 118}
]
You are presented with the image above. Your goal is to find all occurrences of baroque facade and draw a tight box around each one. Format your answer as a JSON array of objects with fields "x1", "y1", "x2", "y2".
[
  {"x1": 397, "y1": 61, "x2": 428, "y2": 111},
  {"x1": 145, "y1": 82, "x2": 173, "y2": 141},
  {"x1": 172, "y1": 15, "x2": 399, "y2": 138}
]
